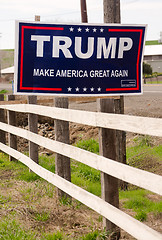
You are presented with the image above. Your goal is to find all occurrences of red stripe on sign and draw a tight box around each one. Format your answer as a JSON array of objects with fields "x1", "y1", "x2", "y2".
[
  {"x1": 20, "y1": 87, "x2": 62, "y2": 91},
  {"x1": 20, "y1": 26, "x2": 24, "y2": 89},
  {"x1": 106, "y1": 29, "x2": 143, "y2": 92},
  {"x1": 106, "y1": 87, "x2": 137, "y2": 91},
  {"x1": 22, "y1": 26, "x2": 64, "y2": 31},
  {"x1": 19, "y1": 25, "x2": 63, "y2": 91}
]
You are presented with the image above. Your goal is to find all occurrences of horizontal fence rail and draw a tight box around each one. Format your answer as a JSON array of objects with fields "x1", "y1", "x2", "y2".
[
  {"x1": 0, "y1": 121, "x2": 162, "y2": 195},
  {"x1": 0, "y1": 104, "x2": 162, "y2": 137},
  {"x1": 0, "y1": 103, "x2": 162, "y2": 240},
  {"x1": 0, "y1": 142, "x2": 162, "y2": 240}
]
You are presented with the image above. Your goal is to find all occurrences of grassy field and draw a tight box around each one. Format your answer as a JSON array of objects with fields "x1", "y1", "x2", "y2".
[
  {"x1": 0, "y1": 49, "x2": 14, "y2": 69},
  {"x1": 0, "y1": 136, "x2": 162, "y2": 239},
  {"x1": 145, "y1": 40, "x2": 161, "y2": 45}
]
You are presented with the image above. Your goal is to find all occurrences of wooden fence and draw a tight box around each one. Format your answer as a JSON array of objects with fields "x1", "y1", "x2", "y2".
[{"x1": 0, "y1": 102, "x2": 162, "y2": 240}]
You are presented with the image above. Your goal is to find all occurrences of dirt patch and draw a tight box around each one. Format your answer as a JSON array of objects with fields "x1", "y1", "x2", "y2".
[
  {"x1": 0, "y1": 174, "x2": 161, "y2": 239},
  {"x1": 0, "y1": 178, "x2": 103, "y2": 238},
  {"x1": 0, "y1": 169, "x2": 14, "y2": 180},
  {"x1": 128, "y1": 154, "x2": 162, "y2": 175}
]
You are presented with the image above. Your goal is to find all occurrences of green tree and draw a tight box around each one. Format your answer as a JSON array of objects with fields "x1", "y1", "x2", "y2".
[{"x1": 143, "y1": 62, "x2": 152, "y2": 83}]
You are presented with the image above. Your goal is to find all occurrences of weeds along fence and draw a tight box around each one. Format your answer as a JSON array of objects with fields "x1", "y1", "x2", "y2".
[{"x1": 0, "y1": 101, "x2": 162, "y2": 240}]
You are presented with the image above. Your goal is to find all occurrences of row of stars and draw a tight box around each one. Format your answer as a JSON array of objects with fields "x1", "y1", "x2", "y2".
[
  {"x1": 69, "y1": 27, "x2": 104, "y2": 33},
  {"x1": 67, "y1": 87, "x2": 102, "y2": 92}
]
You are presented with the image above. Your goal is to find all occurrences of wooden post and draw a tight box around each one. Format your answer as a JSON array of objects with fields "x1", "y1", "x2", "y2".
[
  {"x1": 54, "y1": 97, "x2": 71, "y2": 199},
  {"x1": 97, "y1": 98, "x2": 120, "y2": 239},
  {"x1": 35, "y1": 15, "x2": 40, "y2": 21},
  {"x1": 97, "y1": 0, "x2": 126, "y2": 238},
  {"x1": 27, "y1": 15, "x2": 40, "y2": 166},
  {"x1": 7, "y1": 95, "x2": 17, "y2": 161},
  {"x1": 103, "y1": 0, "x2": 120, "y2": 23},
  {"x1": 0, "y1": 94, "x2": 6, "y2": 146},
  {"x1": 28, "y1": 96, "x2": 38, "y2": 165},
  {"x1": 80, "y1": 0, "x2": 88, "y2": 22},
  {"x1": 115, "y1": 97, "x2": 127, "y2": 190}
]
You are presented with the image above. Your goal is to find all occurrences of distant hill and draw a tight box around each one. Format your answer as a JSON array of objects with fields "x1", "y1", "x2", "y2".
[{"x1": 0, "y1": 49, "x2": 14, "y2": 69}]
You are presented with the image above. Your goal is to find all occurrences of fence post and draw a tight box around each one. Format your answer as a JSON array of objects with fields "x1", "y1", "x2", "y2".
[
  {"x1": 28, "y1": 96, "x2": 38, "y2": 165},
  {"x1": 26, "y1": 15, "x2": 40, "y2": 167},
  {"x1": 0, "y1": 94, "x2": 6, "y2": 146},
  {"x1": 7, "y1": 95, "x2": 17, "y2": 161},
  {"x1": 97, "y1": 98, "x2": 120, "y2": 240},
  {"x1": 115, "y1": 97, "x2": 127, "y2": 190},
  {"x1": 54, "y1": 97, "x2": 71, "y2": 199}
]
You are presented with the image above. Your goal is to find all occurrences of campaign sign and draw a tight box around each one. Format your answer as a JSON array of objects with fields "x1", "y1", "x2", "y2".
[{"x1": 14, "y1": 21, "x2": 146, "y2": 96}]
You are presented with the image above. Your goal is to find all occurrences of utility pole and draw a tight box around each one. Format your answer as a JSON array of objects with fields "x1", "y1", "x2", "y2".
[
  {"x1": 27, "y1": 15, "x2": 40, "y2": 168},
  {"x1": 103, "y1": 0, "x2": 120, "y2": 23},
  {"x1": 0, "y1": 33, "x2": 2, "y2": 78},
  {"x1": 103, "y1": 0, "x2": 126, "y2": 182},
  {"x1": 97, "y1": 1, "x2": 126, "y2": 239},
  {"x1": 80, "y1": 0, "x2": 88, "y2": 23}
]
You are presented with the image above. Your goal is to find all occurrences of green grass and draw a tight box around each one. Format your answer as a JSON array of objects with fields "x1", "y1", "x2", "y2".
[
  {"x1": 40, "y1": 231, "x2": 64, "y2": 240},
  {"x1": 40, "y1": 230, "x2": 108, "y2": 240},
  {"x1": 0, "y1": 89, "x2": 8, "y2": 94},
  {"x1": 71, "y1": 161, "x2": 101, "y2": 196},
  {"x1": 17, "y1": 154, "x2": 55, "y2": 182},
  {"x1": 145, "y1": 40, "x2": 160, "y2": 45},
  {"x1": 79, "y1": 230, "x2": 108, "y2": 240},
  {"x1": 75, "y1": 139, "x2": 99, "y2": 154},
  {"x1": 126, "y1": 135, "x2": 162, "y2": 160},
  {"x1": 72, "y1": 139, "x2": 101, "y2": 196},
  {"x1": 120, "y1": 189, "x2": 162, "y2": 221},
  {"x1": 146, "y1": 80, "x2": 162, "y2": 84},
  {"x1": 0, "y1": 152, "x2": 56, "y2": 182},
  {"x1": 34, "y1": 211, "x2": 50, "y2": 222},
  {"x1": 144, "y1": 72, "x2": 162, "y2": 84},
  {"x1": 0, "y1": 218, "x2": 36, "y2": 240},
  {"x1": 0, "y1": 194, "x2": 10, "y2": 206},
  {"x1": 0, "y1": 216, "x2": 108, "y2": 240},
  {"x1": 2, "y1": 49, "x2": 14, "y2": 52}
]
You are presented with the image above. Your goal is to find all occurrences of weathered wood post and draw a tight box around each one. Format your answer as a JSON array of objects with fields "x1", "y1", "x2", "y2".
[
  {"x1": 96, "y1": 0, "x2": 126, "y2": 238},
  {"x1": 97, "y1": 98, "x2": 120, "y2": 239},
  {"x1": 0, "y1": 94, "x2": 6, "y2": 146},
  {"x1": 80, "y1": 0, "x2": 88, "y2": 22},
  {"x1": 28, "y1": 96, "x2": 38, "y2": 165},
  {"x1": 115, "y1": 98, "x2": 127, "y2": 190},
  {"x1": 27, "y1": 15, "x2": 40, "y2": 167},
  {"x1": 54, "y1": 97, "x2": 71, "y2": 199},
  {"x1": 7, "y1": 94, "x2": 17, "y2": 161}
]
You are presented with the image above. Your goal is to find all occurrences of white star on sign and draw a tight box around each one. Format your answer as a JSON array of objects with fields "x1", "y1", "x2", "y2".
[
  {"x1": 90, "y1": 87, "x2": 94, "y2": 92},
  {"x1": 69, "y1": 27, "x2": 74, "y2": 32},
  {"x1": 76, "y1": 87, "x2": 79, "y2": 92},
  {"x1": 83, "y1": 87, "x2": 87, "y2": 92},
  {"x1": 85, "y1": 28, "x2": 90, "y2": 32},
  {"x1": 98, "y1": 87, "x2": 101, "y2": 92},
  {"x1": 77, "y1": 27, "x2": 82, "y2": 32},
  {"x1": 93, "y1": 28, "x2": 97, "y2": 32},
  {"x1": 100, "y1": 28, "x2": 104, "y2": 32},
  {"x1": 67, "y1": 87, "x2": 72, "y2": 91}
]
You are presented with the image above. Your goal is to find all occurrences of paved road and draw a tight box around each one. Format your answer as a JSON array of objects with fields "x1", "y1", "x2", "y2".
[
  {"x1": 143, "y1": 85, "x2": 162, "y2": 96},
  {"x1": 69, "y1": 84, "x2": 162, "y2": 118}
]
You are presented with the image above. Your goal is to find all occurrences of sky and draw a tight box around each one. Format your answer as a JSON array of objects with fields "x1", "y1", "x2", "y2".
[{"x1": 0, "y1": 0, "x2": 162, "y2": 49}]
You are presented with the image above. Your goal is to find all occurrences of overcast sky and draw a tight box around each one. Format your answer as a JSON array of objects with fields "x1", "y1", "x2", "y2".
[{"x1": 0, "y1": 0, "x2": 162, "y2": 49}]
